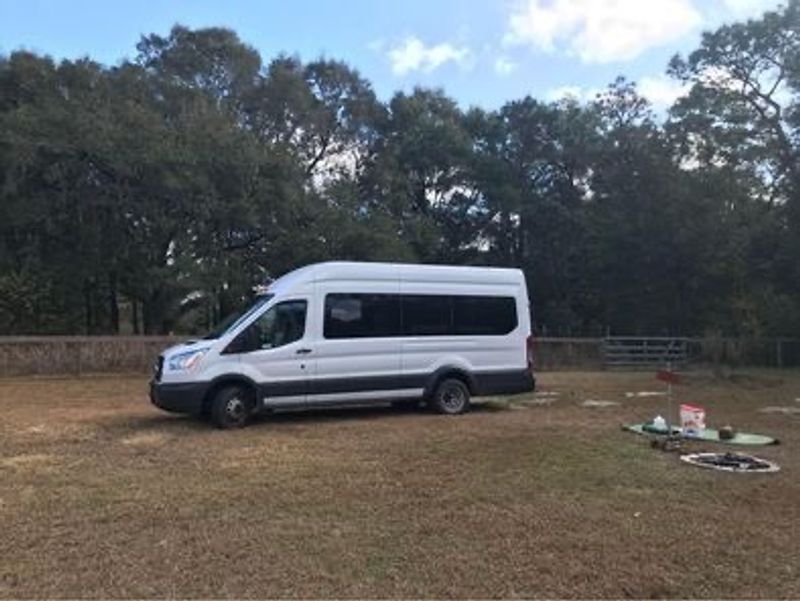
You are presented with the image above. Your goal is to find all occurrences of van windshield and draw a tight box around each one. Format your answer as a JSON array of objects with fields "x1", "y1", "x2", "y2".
[{"x1": 203, "y1": 294, "x2": 274, "y2": 340}]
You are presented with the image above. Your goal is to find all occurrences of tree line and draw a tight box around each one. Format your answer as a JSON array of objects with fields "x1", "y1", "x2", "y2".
[{"x1": 0, "y1": 2, "x2": 798, "y2": 337}]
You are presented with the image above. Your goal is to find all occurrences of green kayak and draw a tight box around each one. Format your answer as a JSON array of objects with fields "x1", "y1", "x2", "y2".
[{"x1": 623, "y1": 423, "x2": 779, "y2": 446}]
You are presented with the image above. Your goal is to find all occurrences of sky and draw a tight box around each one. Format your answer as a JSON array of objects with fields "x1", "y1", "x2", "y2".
[{"x1": 0, "y1": 0, "x2": 786, "y2": 110}]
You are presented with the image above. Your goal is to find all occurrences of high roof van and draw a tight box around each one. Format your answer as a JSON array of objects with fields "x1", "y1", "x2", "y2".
[{"x1": 150, "y1": 261, "x2": 535, "y2": 428}]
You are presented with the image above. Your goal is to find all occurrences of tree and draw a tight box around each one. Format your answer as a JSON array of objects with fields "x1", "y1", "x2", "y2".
[
  {"x1": 1, "y1": 10, "x2": 799, "y2": 337},
  {"x1": 669, "y1": 0, "x2": 800, "y2": 335}
]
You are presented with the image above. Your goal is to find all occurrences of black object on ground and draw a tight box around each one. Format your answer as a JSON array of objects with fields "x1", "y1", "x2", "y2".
[{"x1": 680, "y1": 452, "x2": 779, "y2": 473}]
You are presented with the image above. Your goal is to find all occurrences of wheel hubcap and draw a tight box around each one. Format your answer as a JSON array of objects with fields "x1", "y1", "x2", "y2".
[
  {"x1": 226, "y1": 396, "x2": 245, "y2": 421},
  {"x1": 442, "y1": 386, "x2": 465, "y2": 410}
]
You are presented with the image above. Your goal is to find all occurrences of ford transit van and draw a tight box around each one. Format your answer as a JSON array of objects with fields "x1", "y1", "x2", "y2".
[{"x1": 150, "y1": 261, "x2": 535, "y2": 428}]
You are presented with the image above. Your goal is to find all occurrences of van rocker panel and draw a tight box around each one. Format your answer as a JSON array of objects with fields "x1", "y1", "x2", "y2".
[{"x1": 260, "y1": 368, "x2": 534, "y2": 401}]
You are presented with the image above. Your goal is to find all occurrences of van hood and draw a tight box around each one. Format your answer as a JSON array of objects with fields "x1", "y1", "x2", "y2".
[{"x1": 162, "y1": 339, "x2": 214, "y2": 358}]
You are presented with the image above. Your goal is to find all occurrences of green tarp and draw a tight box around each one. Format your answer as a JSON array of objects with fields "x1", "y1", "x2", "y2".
[{"x1": 623, "y1": 423, "x2": 778, "y2": 446}]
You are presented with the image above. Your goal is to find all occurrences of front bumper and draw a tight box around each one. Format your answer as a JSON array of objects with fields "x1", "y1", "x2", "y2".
[{"x1": 150, "y1": 380, "x2": 210, "y2": 415}]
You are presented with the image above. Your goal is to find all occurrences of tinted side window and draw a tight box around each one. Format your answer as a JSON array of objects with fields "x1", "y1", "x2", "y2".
[
  {"x1": 402, "y1": 295, "x2": 452, "y2": 336},
  {"x1": 323, "y1": 293, "x2": 518, "y2": 339},
  {"x1": 324, "y1": 294, "x2": 401, "y2": 339},
  {"x1": 452, "y1": 296, "x2": 517, "y2": 335}
]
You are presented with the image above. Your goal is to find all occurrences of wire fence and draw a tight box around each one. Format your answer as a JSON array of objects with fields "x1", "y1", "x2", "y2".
[{"x1": 0, "y1": 335, "x2": 798, "y2": 377}]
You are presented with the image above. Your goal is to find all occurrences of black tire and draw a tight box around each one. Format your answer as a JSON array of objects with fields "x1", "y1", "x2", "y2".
[
  {"x1": 210, "y1": 385, "x2": 253, "y2": 429},
  {"x1": 430, "y1": 378, "x2": 470, "y2": 415}
]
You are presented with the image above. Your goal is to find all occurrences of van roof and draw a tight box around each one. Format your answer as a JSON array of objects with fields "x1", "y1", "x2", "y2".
[{"x1": 266, "y1": 261, "x2": 525, "y2": 295}]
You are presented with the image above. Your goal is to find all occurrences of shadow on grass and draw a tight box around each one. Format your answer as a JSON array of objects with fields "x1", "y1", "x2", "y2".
[{"x1": 106, "y1": 399, "x2": 503, "y2": 434}]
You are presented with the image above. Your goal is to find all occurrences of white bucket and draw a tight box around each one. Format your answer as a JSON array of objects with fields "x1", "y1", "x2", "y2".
[{"x1": 680, "y1": 404, "x2": 706, "y2": 437}]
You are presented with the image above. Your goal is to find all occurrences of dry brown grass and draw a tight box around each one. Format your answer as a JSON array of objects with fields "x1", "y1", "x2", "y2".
[{"x1": 1, "y1": 370, "x2": 799, "y2": 598}]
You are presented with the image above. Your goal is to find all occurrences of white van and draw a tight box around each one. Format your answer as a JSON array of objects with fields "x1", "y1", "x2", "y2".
[{"x1": 150, "y1": 261, "x2": 535, "y2": 428}]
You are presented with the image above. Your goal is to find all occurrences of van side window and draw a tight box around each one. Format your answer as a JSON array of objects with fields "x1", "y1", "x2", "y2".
[
  {"x1": 402, "y1": 295, "x2": 452, "y2": 335},
  {"x1": 324, "y1": 294, "x2": 401, "y2": 338},
  {"x1": 402, "y1": 295, "x2": 517, "y2": 336},
  {"x1": 452, "y1": 296, "x2": 517, "y2": 335},
  {"x1": 236, "y1": 300, "x2": 307, "y2": 351},
  {"x1": 323, "y1": 293, "x2": 518, "y2": 339}
]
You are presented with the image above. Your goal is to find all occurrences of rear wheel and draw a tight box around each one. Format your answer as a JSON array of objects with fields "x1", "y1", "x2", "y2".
[
  {"x1": 430, "y1": 378, "x2": 470, "y2": 415},
  {"x1": 210, "y1": 385, "x2": 253, "y2": 429}
]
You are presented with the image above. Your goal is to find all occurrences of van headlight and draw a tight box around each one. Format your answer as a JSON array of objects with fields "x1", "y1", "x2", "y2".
[{"x1": 167, "y1": 348, "x2": 209, "y2": 372}]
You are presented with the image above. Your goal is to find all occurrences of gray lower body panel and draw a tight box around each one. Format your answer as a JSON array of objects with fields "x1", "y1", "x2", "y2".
[
  {"x1": 259, "y1": 368, "x2": 535, "y2": 401},
  {"x1": 149, "y1": 368, "x2": 535, "y2": 416}
]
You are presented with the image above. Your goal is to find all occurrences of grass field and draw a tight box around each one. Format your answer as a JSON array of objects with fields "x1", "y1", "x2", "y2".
[{"x1": 1, "y1": 370, "x2": 798, "y2": 598}]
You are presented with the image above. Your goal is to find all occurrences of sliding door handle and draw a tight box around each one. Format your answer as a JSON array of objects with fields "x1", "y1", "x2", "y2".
[{"x1": 296, "y1": 348, "x2": 312, "y2": 355}]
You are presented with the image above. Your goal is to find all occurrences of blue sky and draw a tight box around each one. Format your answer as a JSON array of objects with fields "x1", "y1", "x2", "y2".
[{"x1": 0, "y1": 0, "x2": 784, "y2": 110}]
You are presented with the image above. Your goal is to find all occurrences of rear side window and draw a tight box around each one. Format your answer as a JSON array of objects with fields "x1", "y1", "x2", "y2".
[
  {"x1": 452, "y1": 296, "x2": 517, "y2": 335},
  {"x1": 324, "y1": 293, "x2": 517, "y2": 338},
  {"x1": 403, "y1": 295, "x2": 517, "y2": 336},
  {"x1": 324, "y1": 294, "x2": 401, "y2": 338}
]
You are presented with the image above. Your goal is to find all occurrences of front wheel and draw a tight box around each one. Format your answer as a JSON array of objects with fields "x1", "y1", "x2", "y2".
[
  {"x1": 430, "y1": 378, "x2": 470, "y2": 415},
  {"x1": 210, "y1": 385, "x2": 253, "y2": 429}
]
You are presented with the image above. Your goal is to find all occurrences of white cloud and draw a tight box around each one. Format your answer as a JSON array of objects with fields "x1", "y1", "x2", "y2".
[
  {"x1": 638, "y1": 75, "x2": 691, "y2": 110},
  {"x1": 719, "y1": 0, "x2": 782, "y2": 18},
  {"x1": 504, "y1": 0, "x2": 702, "y2": 63},
  {"x1": 545, "y1": 76, "x2": 689, "y2": 110},
  {"x1": 545, "y1": 85, "x2": 601, "y2": 103},
  {"x1": 494, "y1": 56, "x2": 517, "y2": 76},
  {"x1": 387, "y1": 37, "x2": 470, "y2": 75}
]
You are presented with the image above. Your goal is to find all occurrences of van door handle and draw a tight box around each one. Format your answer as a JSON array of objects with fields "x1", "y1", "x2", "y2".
[{"x1": 296, "y1": 348, "x2": 312, "y2": 355}]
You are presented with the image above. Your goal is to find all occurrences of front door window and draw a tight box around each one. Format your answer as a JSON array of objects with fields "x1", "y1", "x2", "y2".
[
  {"x1": 227, "y1": 300, "x2": 308, "y2": 353},
  {"x1": 251, "y1": 300, "x2": 307, "y2": 349}
]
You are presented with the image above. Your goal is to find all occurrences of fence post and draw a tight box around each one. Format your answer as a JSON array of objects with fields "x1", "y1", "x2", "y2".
[{"x1": 776, "y1": 338, "x2": 784, "y2": 369}]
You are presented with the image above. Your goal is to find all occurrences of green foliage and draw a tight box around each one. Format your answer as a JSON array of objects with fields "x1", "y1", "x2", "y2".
[{"x1": 1, "y1": 5, "x2": 799, "y2": 336}]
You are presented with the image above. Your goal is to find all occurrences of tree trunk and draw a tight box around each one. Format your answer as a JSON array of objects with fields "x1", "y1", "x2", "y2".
[
  {"x1": 132, "y1": 299, "x2": 140, "y2": 335},
  {"x1": 143, "y1": 297, "x2": 156, "y2": 335},
  {"x1": 84, "y1": 280, "x2": 93, "y2": 335},
  {"x1": 108, "y1": 272, "x2": 119, "y2": 334}
]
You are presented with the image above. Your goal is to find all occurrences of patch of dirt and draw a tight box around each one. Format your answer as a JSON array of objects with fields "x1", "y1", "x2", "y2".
[
  {"x1": 119, "y1": 432, "x2": 171, "y2": 447},
  {"x1": 0, "y1": 453, "x2": 57, "y2": 470},
  {"x1": 759, "y1": 406, "x2": 800, "y2": 415},
  {"x1": 581, "y1": 399, "x2": 620, "y2": 407},
  {"x1": 23, "y1": 424, "x2": 48, "y2": 434},
  {"x1": 517, "y1": 397, "x2": 557, "y2": 406}
]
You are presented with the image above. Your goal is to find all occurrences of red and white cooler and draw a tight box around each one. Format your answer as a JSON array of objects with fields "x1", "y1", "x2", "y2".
[{"x1": 680, "y1": 403, "x2": 706, "y2": 437}]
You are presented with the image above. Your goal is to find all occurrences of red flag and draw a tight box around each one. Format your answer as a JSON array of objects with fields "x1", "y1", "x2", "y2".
[{"x1": 656, "y1": 370, "x2": 682, "y2": 385}]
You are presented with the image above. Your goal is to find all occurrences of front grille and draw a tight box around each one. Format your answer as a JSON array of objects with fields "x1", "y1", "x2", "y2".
[{"x1": 154, "y1": 355, "x2": 164, "y2": 382}]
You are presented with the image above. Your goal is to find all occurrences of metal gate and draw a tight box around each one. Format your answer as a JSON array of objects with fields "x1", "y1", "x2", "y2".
[{"x1": 603, "y1": 337, "x2": 689, "y2": 368}]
